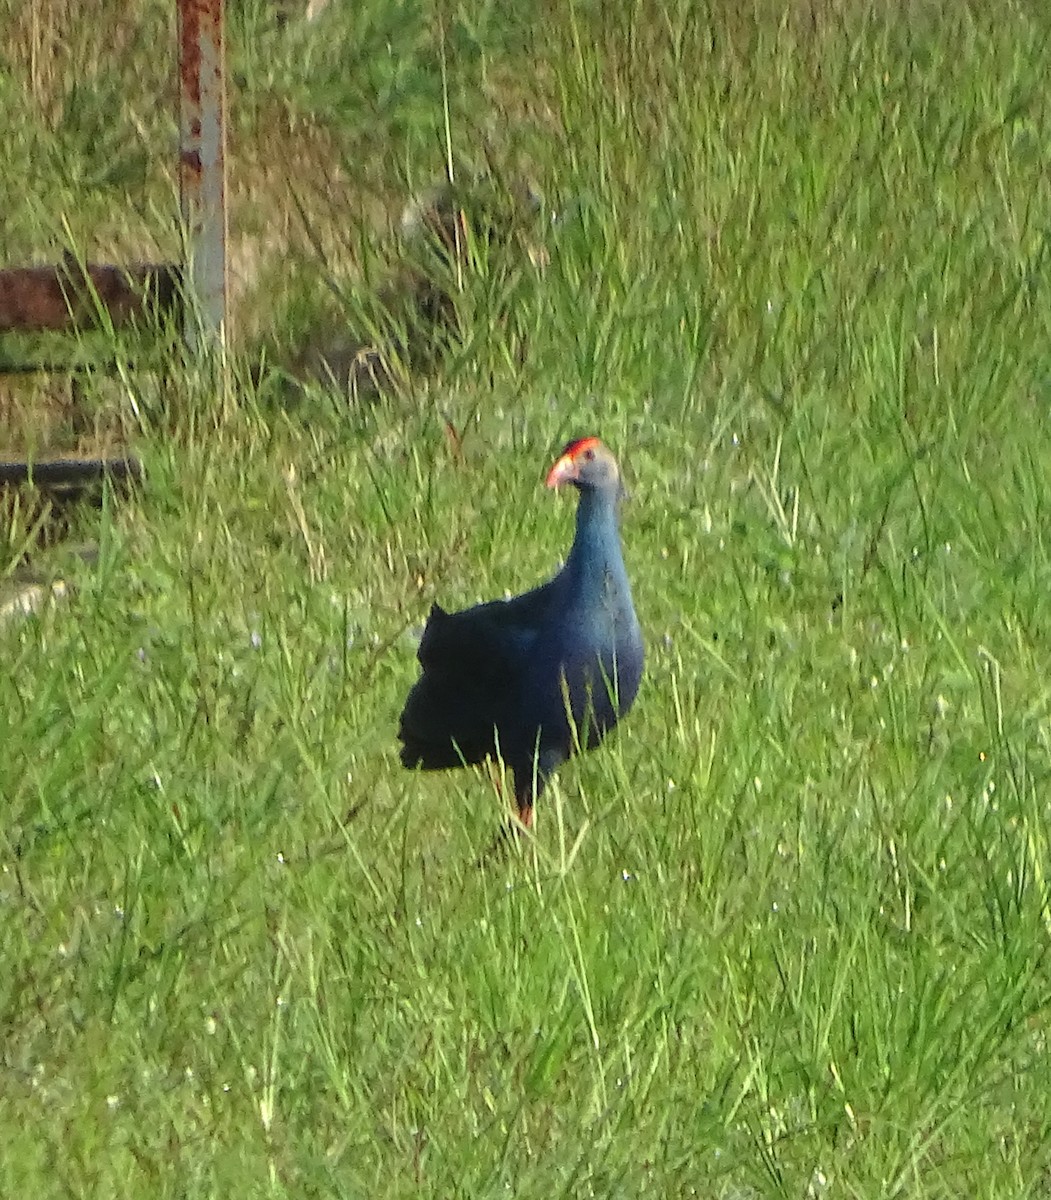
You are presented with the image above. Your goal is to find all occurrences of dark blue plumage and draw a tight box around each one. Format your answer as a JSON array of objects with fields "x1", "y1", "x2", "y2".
[{"x1": 398, "y1": 437, "x2": 643, "y2": 827}]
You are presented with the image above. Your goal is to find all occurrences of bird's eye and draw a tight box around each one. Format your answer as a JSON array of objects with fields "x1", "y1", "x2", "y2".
[{"x1": 584, "y1": 447, "x2": 595, "y2": 460}]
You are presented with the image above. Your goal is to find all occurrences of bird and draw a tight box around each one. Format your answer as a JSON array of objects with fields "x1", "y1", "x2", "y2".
[{"x1": 398, "y1": 436, "x2": 644, "y2": 830}]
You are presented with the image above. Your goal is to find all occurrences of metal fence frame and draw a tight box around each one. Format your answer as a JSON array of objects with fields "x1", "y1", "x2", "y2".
[{"x1": 0, "y1": 0, "x2": 228, "y2": 359}]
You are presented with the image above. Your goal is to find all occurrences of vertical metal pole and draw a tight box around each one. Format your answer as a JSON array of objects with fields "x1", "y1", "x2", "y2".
[{"x1": 178, "y1": 0, "x2": 228, "y2": 352}]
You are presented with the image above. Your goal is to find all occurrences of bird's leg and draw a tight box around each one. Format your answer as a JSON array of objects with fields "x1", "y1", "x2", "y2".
[
  {"x1": 487, "y1": 757, "x2": 536, "y2": 830},
  {"x1": 475, "y1": 758, "x2": 546, "y2": 866},
  {"x1": 486, "y1": 757, "x2": 515, "y2": 821},
  {"x1": 473, "y1": 760, "x2": 524, "y2": 867},
  {"x1": 499, "y1": 777, "x2": 536, "y2": 839}
]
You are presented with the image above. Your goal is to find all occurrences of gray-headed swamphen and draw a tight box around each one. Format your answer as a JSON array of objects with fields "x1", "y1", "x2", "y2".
[{"x1": 398, "y1": 437, "x2": 644, "y2": 829}]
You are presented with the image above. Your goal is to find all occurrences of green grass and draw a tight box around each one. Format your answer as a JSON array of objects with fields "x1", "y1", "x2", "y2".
[{"x1": 3, "y1": 0, "x2": 1051, "y2": 1195}]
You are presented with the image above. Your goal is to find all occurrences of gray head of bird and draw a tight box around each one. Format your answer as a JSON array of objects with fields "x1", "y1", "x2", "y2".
[{"x1": 545, "y1": 437, "x2": 625, "y2": 500}]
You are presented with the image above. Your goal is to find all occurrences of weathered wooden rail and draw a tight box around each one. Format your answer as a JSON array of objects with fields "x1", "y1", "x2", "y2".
[
  {"x1": 0, "y1": 262, "x2": 183, "y2": 375},
  {"x1": 0, "y1": 457, "x2": 143, "y2": 494},
  {"x1": 0, "y1": 263, "x2": 182, "y2": 337}
]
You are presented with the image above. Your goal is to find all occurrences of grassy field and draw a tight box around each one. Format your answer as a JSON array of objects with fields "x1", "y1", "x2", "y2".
[{"x1": 3, "y1": 0, "x2": 1051, "y2": 1195}]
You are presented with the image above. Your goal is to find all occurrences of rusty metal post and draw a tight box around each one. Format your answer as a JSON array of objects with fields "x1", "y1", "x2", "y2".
[{"x1": 178, "y1": 0, "x2": 228, "y2": 352}]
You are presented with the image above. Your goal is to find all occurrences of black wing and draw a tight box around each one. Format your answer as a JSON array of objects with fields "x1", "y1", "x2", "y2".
[{"x1": 398, "y1": 584, "x2": 553, "y2": 770}]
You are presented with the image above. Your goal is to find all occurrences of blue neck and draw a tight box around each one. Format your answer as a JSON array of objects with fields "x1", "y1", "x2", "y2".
[{"x1": 565, "y1": 488, "x2": 631, "y2": 600}]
